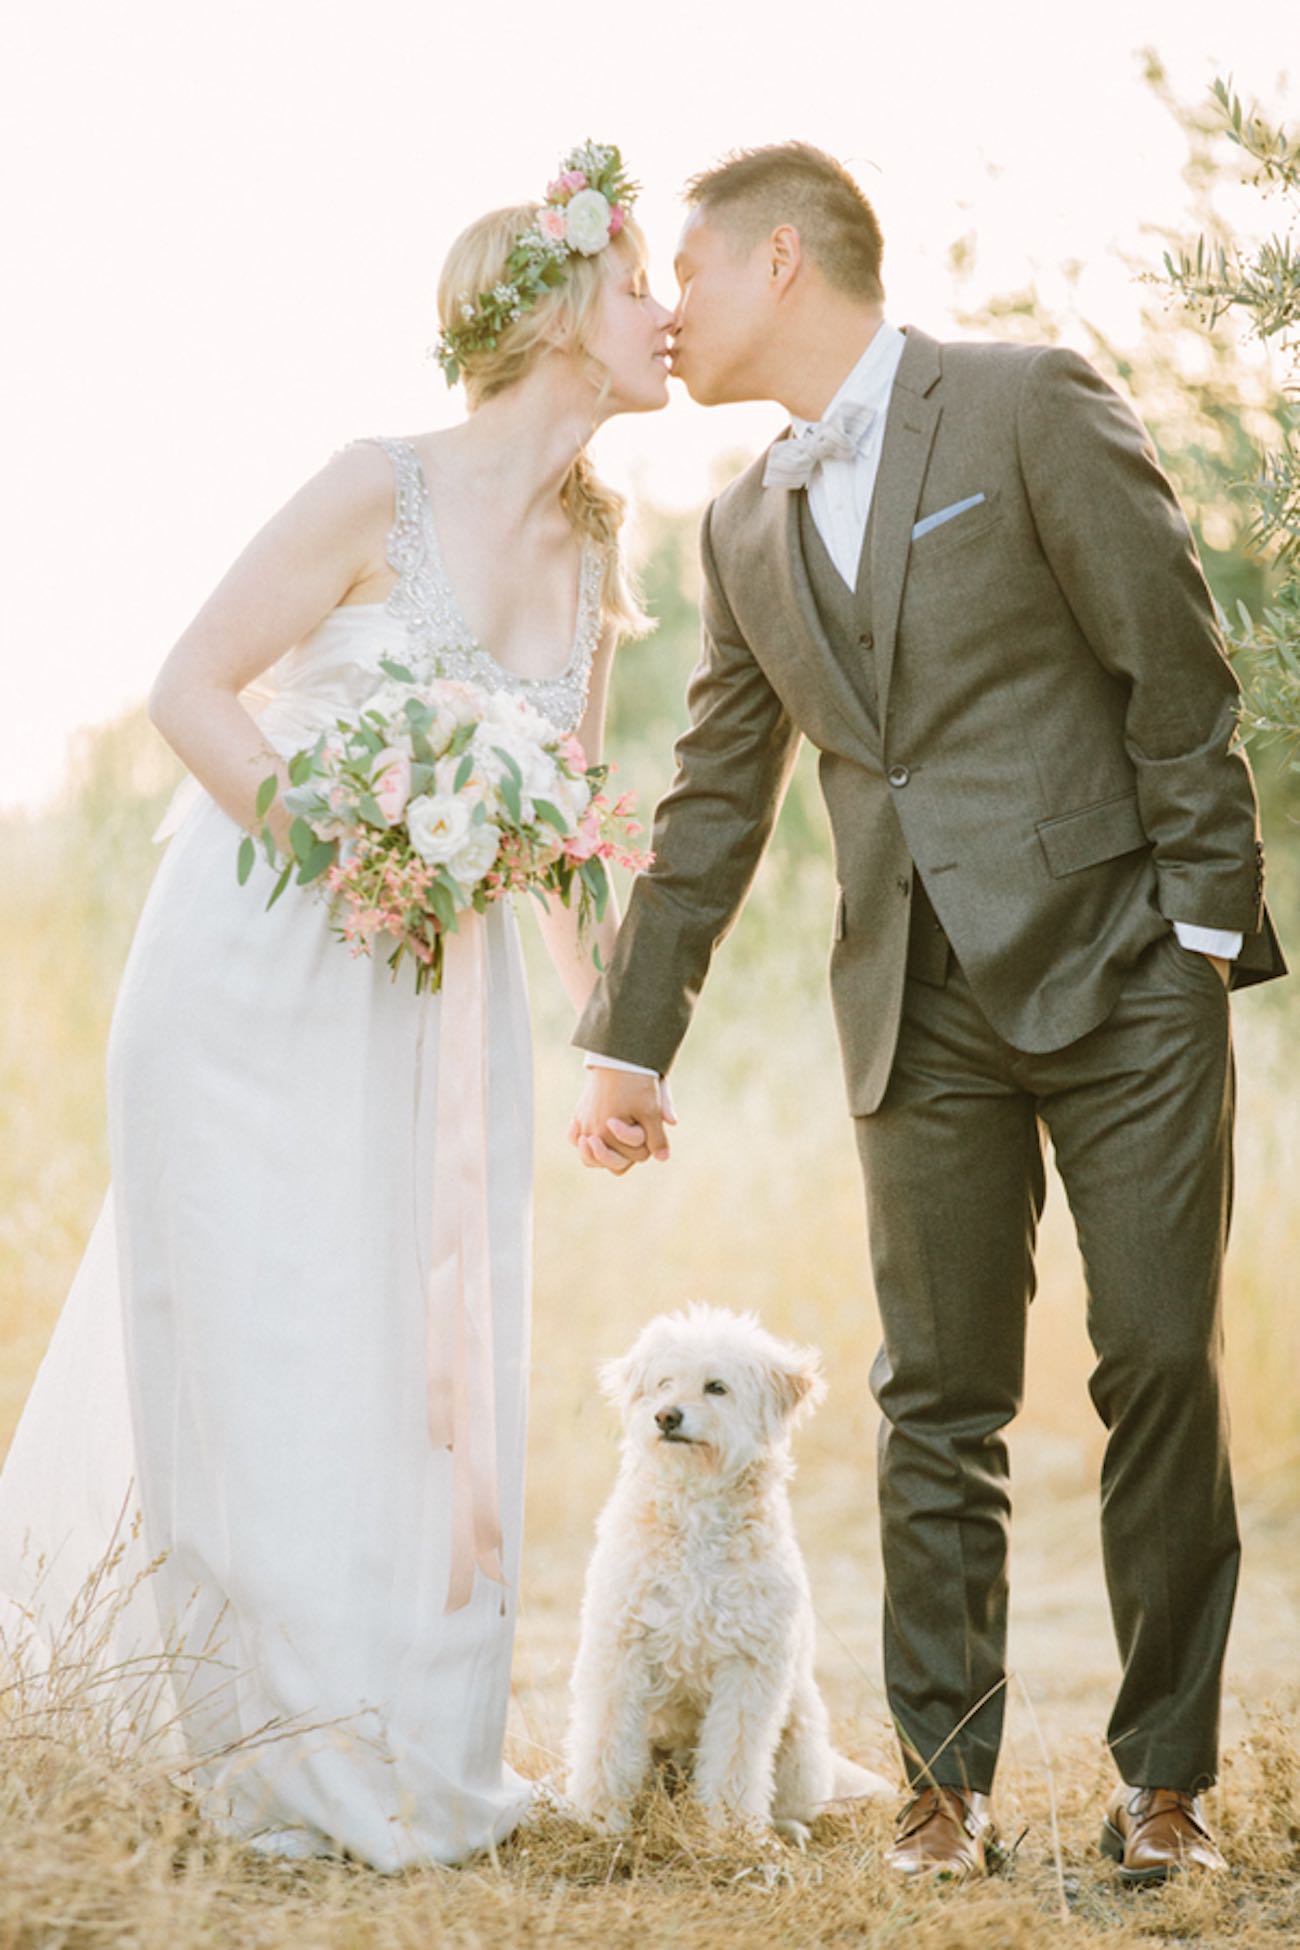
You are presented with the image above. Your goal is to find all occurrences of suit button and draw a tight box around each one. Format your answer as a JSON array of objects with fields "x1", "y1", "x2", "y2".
[
  {"x1": 858, "y1": 631, "x2": 874, "y2": 650},
  {"x1": 896, "y1": 875, "x2": 911, "y2": 897},
  {"x1": 888, "y1": 764, "x2": 910, "y2": 788}
]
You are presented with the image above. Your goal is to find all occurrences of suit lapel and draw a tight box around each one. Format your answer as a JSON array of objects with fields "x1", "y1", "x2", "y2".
[
  {"x1": 741, "y1": 441, "x2": 878, "y2": 757},
  {"x1": 870, "y1": 328, "x2": 942, "y2": 729}
]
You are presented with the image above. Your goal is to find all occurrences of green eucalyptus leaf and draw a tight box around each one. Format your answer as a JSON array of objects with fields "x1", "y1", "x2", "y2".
[
  {"x1": 429, "y1": 880, "x2": 459, "y2": 931},
  {"x1": 532, "y1": 797, "x2": 569, "y2": 835},
  {"x1": 255, "y1": 775, "x2": 278, "y2": 818},
  {"x1": 237, "y1": 835, "x2": 255, "y2": 885},
  {"x1": 493, "y1": 746, "x2": 523, "y2": 788},
  {"x1": 580, "y1": 858, "x2": 610, "y2": 921},
  {"x1": 297, "y1": 838, "x2": 338, "y2": 885}
]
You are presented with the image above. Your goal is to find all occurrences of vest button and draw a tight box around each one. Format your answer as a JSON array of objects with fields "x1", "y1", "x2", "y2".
[
  {"x1": 887, "y1": 764, "x2": 910, "y2": 788},
  {"x1": 858, "y1": 631, "x2": 874, "y2": 650}
]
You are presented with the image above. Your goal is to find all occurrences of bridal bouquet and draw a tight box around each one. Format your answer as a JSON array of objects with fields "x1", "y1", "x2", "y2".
[{"x1": 237, "y1": 659, "x2": 648, "y2": 992}]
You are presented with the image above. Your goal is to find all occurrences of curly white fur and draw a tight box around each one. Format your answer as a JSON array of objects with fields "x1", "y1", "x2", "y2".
[{"x1": 564, "y1": 1303, "x2": 893, "y2": 1841}]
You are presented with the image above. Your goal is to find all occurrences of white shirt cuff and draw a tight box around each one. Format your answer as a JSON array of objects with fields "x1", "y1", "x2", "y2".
[
  {"x1": 581, "y1": 1050, "x2": 660, "y2": 1077},
  {"x1": 1172, "y1": 922, "x2": 1242, "y2": 960}
]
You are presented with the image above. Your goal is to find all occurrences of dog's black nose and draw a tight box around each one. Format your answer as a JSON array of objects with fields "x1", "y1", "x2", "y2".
[{"x1": 656, "y1": 1407, "x2": 683, "y2": 1434}]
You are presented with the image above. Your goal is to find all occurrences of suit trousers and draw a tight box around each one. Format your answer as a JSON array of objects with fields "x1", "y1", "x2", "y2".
[{"x1": 854, "y1": 924, "x2": 1240, "y2": 1795}]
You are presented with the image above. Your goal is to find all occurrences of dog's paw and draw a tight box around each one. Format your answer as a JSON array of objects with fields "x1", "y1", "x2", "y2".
[
  {"x1": 570, "y1": 1799, "x2": 631, "y2": 1836},
  {"x1": 772, "y1": 1817, "x2": 811, "y2": 1850}
]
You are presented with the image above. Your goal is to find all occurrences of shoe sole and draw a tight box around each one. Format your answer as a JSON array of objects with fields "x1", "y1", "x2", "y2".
[{"x1": 1099, "y1": 1817, "x2": 1175, "y2": 1887}]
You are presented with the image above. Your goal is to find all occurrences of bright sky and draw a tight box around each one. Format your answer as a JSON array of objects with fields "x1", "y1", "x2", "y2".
[{"x1": 1, "y1": 0, "x2": 1293, "y2": 811}]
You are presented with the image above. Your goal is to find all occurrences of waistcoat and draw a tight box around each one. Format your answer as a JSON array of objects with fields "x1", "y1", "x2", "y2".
[{"x1": 796, "y1": 489, "x2": 951, "y2": 986}]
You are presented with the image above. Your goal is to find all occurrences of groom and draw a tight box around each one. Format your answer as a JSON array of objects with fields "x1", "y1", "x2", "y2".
[{"x1": 571, "y1": 142, "x2": 1286, "y2": 1880}]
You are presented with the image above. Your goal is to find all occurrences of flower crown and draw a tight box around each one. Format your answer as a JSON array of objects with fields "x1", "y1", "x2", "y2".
[{"x1": 432, "y1": 141, "x2": 640, "y2": 386}]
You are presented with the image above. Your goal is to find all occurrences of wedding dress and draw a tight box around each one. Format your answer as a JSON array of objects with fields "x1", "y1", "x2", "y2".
[{"x1": 0, "y1": 436, "x2": 604, "y2": 1868}]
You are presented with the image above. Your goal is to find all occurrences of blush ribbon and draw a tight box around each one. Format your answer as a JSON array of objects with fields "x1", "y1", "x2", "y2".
[{"x1": 424, "y1": 916, "x2": 505, "y2": 1614}]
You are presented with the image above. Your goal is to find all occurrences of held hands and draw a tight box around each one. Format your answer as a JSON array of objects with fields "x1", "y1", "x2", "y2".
[{"x1": 568, "y1": 1067, "x2": 677, "y2": 1174}]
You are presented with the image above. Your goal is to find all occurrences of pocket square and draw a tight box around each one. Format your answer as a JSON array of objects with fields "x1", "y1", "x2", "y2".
[{"x1": 911, "y1": 493, "x2": 986, "y2": 541}]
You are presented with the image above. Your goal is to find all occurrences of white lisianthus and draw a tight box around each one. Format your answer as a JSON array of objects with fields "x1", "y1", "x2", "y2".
[
  {"x1": 565, "y1": 188, "x2": 614, "y2": 256},
  {"x1": 406, "y1": 793, "x2": 472, "y2": 866},
  {"x1": 446, "y1": 818, "x2": 502, "y2": 889}
]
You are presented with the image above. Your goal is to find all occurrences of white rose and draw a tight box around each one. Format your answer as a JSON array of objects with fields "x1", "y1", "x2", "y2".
[
  {"x1": 470, "y1": 723, "x2": 559, "y2": 817},
  {"x1": 565, "y1": 188, "x2": 613, "y2": 256},
  {"x1": 435, "y1": 681, "x2": 489, "y2": 727},
  {"x1": 446, "y1": 819, "x2": 503, "y2": 890},
  {"x1": 364, "y1": 678, "x2": 416, "y2": 726},
  {"x1": 431, "y1": 750, "x2": 493, "y2": 810},
  {"x1": 405, "y1": 792, "x2": 472, "y2": 866},
  {"x1": 484, "y1": 690, "x2": 557, "y2": 744},
  {"x1": 550, "y1": 766, "x2": 592, "y2": 826}
]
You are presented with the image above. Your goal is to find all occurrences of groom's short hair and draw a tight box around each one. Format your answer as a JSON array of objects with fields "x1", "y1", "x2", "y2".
[{"x1": 683, "y1": 143, "x2": 884, "y2": 303}]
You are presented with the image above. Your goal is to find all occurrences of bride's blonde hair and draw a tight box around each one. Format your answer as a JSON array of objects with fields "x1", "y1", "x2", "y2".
[{"x1": 436, "y1": 204, "x2": 654, "y2": 640}]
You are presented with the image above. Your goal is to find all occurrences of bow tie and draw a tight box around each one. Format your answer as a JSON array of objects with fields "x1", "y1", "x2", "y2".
[{"x1": 762, "y1": 399, "x2": 878, "y2": 490}]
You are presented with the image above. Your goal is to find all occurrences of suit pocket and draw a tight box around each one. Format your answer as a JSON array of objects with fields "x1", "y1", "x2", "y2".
[
  {"x1": 909, "y1": 489, "x2": 1003, "y2": 557},
  {"x1": 1036, "y1": 791, "x2": 1148, "y2": 877}
]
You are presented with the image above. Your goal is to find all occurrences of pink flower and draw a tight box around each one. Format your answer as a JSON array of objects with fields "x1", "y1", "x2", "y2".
[
  {"x1": 564, "y1": 806, "x2": 604, "y2": 863},
  {"x1": 558, "y1": 732, "x2": 588, "y2": 772},
  {"x1": 372, "y1": 748, "x2": 412, "y2": 823},
  {"x1": 560, "y1": 169, "x2": 588, "y2": 193},
  {"x1": 539, "y1": 206, "x2": 568, "y2": 242},
  {"x1": 608, "y1": 204, "x2": 625, "y2": 236}
]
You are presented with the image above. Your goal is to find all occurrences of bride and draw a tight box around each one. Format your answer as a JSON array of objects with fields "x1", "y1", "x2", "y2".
[{"x1": 0, "y1": 144, "x2": 674, "y2": 1869}]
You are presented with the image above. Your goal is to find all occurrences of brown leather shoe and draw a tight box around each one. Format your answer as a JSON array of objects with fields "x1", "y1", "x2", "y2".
[
  {"x1": 1101, "y1": 1786, "x2": 1227, "y2": 1886},
  {"x1": 885, "y1": 1786, "x2": 995, "y2": 1880}
]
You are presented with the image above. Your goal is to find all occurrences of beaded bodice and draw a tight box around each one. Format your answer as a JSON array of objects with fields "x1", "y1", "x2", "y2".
[{"x1": 359, "y1": 434, "x2": 602, "y2": 734}]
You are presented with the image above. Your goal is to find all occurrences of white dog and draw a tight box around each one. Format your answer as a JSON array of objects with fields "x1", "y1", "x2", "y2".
[{"x1": 565, "y1": 1303, "x2": 892, "y2": 1841}]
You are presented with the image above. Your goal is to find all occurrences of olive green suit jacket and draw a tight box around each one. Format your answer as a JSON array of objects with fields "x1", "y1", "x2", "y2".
[{"x1": 577, "y1": 327, "x2": 1285, "y2": 1114}]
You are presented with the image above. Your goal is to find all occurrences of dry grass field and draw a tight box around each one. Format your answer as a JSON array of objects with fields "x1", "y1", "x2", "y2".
[{"x1": 1, "y1": 714, "x2": 1297, "y2": 1946}]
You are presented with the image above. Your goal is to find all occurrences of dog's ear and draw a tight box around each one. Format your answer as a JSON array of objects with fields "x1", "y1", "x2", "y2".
[
  {"x1": 598, "y1": 1348, "x2": 649, "y2": 1417},
  {"x1": 765, "y1": 1343, "x2": 827, "y2": 1428}
]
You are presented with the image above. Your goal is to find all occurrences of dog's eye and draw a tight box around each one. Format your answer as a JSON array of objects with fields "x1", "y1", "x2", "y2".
[{"x1": 703, "y1": 1380, "x2": 728, "y2": 1396}]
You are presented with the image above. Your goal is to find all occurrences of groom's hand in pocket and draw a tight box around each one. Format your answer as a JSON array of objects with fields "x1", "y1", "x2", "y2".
[{"x1": 569, "y1": 1069, "x2": 676, "y2": 1173}]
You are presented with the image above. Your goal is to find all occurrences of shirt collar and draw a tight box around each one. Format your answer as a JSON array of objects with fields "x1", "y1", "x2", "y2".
[{"x1": 790, "y1": 318, "x2": 906, "y2": 437}]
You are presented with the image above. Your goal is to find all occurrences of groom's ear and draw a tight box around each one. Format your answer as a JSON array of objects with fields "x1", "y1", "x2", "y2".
[{"x1": 767, "y1": 223, "x2": 802, "y2": 290}]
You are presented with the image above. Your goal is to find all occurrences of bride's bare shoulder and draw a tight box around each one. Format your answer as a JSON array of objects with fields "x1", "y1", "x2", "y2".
[
  {"x1": 314, "y1": 435, "x2": 403, "y2": 504},
  {"x1": 259, "y1": 438, "x2": 400, "y2": 552}
]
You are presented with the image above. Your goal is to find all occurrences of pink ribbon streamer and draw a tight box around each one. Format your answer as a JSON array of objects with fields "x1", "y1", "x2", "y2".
[{"x1": 425, "y1": 917, "x2": 505, "y2": 1614}]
